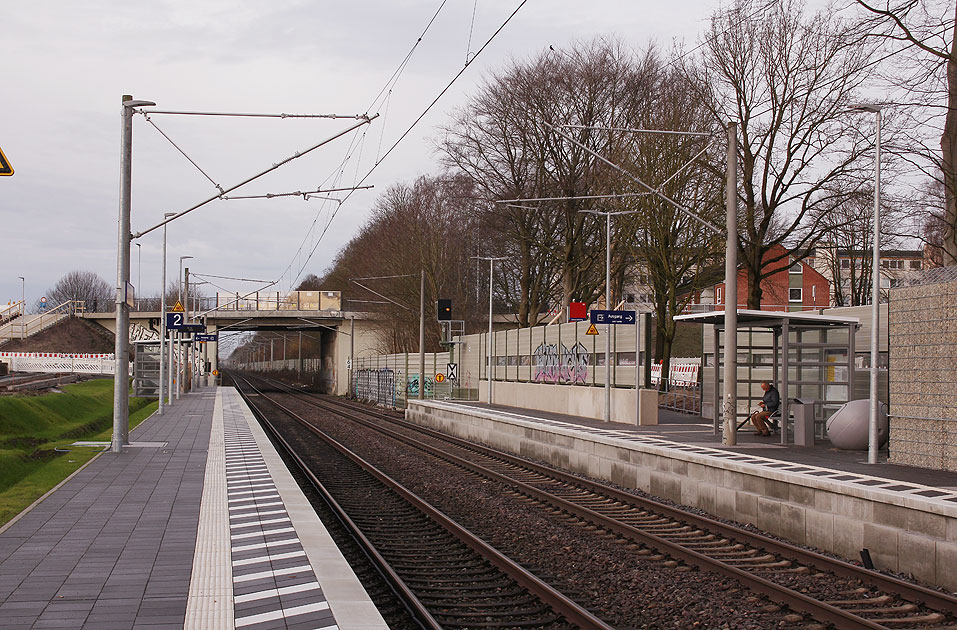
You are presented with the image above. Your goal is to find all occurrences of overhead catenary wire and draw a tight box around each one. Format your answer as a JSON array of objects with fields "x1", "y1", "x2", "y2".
[
  {"x1": 139, "y1": 110, "x2": 369, "y2": 119},
  {"x1": 144, "y1": 114, "x2": 224, "y2": 193},
  {"x1": 291, "y1": 0, "x2": 531, "y2": 289},
  {"x1": 131, "y1": 114, "x2": 375, "y2": 240}
]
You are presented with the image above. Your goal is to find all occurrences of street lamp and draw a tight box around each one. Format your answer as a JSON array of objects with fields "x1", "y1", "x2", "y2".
[
  {"x1": 159, "y1": 212, "x2": 175, "y2": 415},
  {"x1": 849, "y1": 103, "x2": 884, "y2": 465},
  {"x1": 579, "y1": 209, "x2": 641, "y2": 423},
  {"x1": 472, "y1": 256, "x2": 506, "y2": 404},
  {"x1": 17, "y1": 276, "x2": 24, "y2": 340}
]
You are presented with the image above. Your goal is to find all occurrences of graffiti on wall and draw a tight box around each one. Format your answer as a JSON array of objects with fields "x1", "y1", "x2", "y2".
[
  {"x1": 406, "y1": 373, "x2": 434, "y2": 397},
  {"x1": 533, "y1": 342, "x2": 589, "y2": 384}
]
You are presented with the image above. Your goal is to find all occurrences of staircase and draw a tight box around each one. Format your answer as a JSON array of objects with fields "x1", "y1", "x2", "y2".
[{"x1": 0, "y1": 301, "x2": 85, "y2": 342}]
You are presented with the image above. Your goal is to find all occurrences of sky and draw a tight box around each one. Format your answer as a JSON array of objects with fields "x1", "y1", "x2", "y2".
[{"x1": 0, "y1": 0, "x2": 836, "y2": 309}]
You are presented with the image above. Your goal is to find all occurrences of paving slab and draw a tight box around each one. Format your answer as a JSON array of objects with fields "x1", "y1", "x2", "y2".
[{"x1": 0, "y1": 386, "x2": 388, "y2": 630}]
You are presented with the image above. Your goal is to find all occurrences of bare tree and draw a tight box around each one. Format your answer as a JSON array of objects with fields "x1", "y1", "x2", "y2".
[
  {"x1": 689, "y1": 0, "x2": 877, "y2": 308},
  {"x1": 320, "y1": 174, "x2": 485, "y2": 353},
  {"x1": 854, "y1": 0, "x2": 957, "y2": 264},
  {"x1": 813, "y1": 184, "x2": 905, "y2": 305},
  {"x1": 46, "y1": 270, "x2": 113, "y2": 312},
  {"x1": 620, "y1": 54, "x2": 725, "y2": 379},
  {"x1": 440, "y1": 38, "x2": 652, "y2": 316}
]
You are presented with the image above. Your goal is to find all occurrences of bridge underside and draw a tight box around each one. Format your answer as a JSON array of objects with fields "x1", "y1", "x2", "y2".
[{"x1": 83, "y1": 310, "x2": 355, "y2": 395}]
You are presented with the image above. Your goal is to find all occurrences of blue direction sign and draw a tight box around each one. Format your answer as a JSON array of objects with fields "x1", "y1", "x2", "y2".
[
  {"x1": 195, "y1": 333, "x2": 218, "y2": 342},
  {"x1": 590, "y1": 309, "x2": 636, "y2": 325}
]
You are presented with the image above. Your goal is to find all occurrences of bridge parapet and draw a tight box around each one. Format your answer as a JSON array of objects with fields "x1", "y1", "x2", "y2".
[{"x1": 215, "y1": 290, "x2": 340, "y2": 312}]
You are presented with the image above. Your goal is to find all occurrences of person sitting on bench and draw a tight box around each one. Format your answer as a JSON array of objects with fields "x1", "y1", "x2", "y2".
[{"x1": 750, "y1": 381, "x2": 780, "y2": 436}]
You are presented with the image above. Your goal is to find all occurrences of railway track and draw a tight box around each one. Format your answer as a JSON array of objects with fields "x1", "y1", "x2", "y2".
[
  {"x1": 231, "y1": 373, "x2": 613, "y2": 630},
  {"x1": 240, "y1": 373, "x2": 957, "y2": 630}
]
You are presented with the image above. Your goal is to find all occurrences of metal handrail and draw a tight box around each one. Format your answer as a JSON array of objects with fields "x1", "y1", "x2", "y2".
[
  {"x1": 0, "y1": 300, "x2": 85, "y2": 340},
  {"x1": 0, "y1": 300, "x2": 24, "y2": 325}
]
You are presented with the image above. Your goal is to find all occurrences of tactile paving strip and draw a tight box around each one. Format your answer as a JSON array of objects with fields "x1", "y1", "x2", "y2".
[
  {"x1": 449, "y1": 403, "x2": 957, "y2": 506},
  {"x1": 223, "y1": 405, "x2": 339, "y2": 629}
]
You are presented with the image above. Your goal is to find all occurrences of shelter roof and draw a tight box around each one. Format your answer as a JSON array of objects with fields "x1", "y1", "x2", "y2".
[{"x1": 674, "y1": 309, "x2": 859, "y2": 328}]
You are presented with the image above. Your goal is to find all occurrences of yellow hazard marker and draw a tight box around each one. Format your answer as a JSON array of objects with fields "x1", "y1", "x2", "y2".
[
  {"x1": 0, "y1": 145, "x2": 13, "y2": 176},
  {"x1": 435, "y1": 373, "x2": 445, "y2": 383},
  {"x1": 212, "y1": 370, "x2": 219, "y2": 376},
  {"x1": 586, "y1": 323, "x2": 599, "y2": 336},
  {"x1": 171, "y1": 301, "x2": 185, "y2": 313}
]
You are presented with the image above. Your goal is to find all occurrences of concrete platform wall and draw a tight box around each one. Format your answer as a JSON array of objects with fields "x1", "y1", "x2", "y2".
[{"x1": 406, "y1": 400, "x2": 957, "y2": 591}]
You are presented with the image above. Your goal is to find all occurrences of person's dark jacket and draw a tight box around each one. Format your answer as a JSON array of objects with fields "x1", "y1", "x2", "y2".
[{"x1": 763, "y1": 385, "x2": 780, "y2": 413}]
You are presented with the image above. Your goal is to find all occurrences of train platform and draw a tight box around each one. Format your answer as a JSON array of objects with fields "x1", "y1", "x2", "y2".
[
  {"x1": 0, "y1": 386, "x2": 387, "y2": 630},
  {"x1": 406, "y1": 399, "x2": 957, "y2": 591}
]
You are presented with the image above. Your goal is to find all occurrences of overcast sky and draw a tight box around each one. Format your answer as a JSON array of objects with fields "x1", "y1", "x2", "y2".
[{"x1": 1, "y1": 0, "x2": 837, "y2": 309}]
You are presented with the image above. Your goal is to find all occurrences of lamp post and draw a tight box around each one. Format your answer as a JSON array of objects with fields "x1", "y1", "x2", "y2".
[
  {"x1": 472, "y1": 256, "x2": 506, "y2": 404},
  {"x1": 113, "y1": 95, "x2": 155, "y2": 453},
  {"x1": 849, "y1": 103, "x2": 883, "y2": 465},
  {"x1": 579, "y1": 209, "x2": 641, "y2": 422},
  {"x1": 159, "y1": 212, "x2": 175, "y2": 414},
  {"x1": 17, "y1": 276, "x2": 24, "y2": 339}
]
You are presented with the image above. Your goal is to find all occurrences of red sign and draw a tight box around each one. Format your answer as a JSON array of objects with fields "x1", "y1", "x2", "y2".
[{"x1": 568, "y1": 301, "x2": 587, "y2": 321}]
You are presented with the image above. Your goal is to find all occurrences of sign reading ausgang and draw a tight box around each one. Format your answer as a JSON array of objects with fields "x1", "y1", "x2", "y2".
[{"x1": 589, "y1": 309, "x2": 636, "y2": 325}]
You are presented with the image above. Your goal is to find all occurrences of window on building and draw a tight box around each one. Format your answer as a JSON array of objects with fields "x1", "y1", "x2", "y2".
[
  {"x1": 910, "y1": 260, "x2": 922, "y2": 270},
  {"x1": 881, "y1": 260, "x2": 889, "y2": 268},
  {"x1": 789, "y1": 287, "x2": 802, "y2": 302},
  {"x1": 789, "y1": 262, "x2": 802, "y2": 274},
  {"x1": 841, "y1": 259, "x2": 850, "y2": 269}
]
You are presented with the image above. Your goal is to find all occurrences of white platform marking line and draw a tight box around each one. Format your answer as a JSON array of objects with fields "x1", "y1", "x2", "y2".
[
  {"x1": 229, "y1": 501, "x2": 284, "y2": 514},
  {"x1": 230, "y1": 517, "x2": 292, "y2": 530},
  {"x1": 233, "y1": 581, "x2": 322, "y2": 604},
  {"x1": 227, "y1": 495, "x2": 281, "y2": 504},
  {"x1": 235, "y1": 601, "x2": 332, "y2": 627},
  {"x1": 232, "y1": 550, "x2": 306, "y2": 567},
  {"x1": 232, "y1": 564, "x2": 313, "y2": 583},
  {"x1": 230, "y1": 526, "x2": 296, "y2": 540},
  {"x1": 232, "y1": 537, "x2": 301, "y2": 552},
  {"x1": 230, "y1": 509, "x2": 287, "y2": 520}
]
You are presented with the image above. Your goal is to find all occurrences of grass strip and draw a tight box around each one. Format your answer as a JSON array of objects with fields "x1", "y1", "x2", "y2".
[{"x1": 0, "y1": 379, "x2": 158, "y2": 526}]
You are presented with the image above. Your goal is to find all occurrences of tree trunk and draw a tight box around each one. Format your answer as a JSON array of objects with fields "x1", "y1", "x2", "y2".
[
  {"x1": 942, "y1": 13, "x2": 957, "y2": 265},
  {"x1": 745, "y1": 264, "x2": 762, "y2": 310}
]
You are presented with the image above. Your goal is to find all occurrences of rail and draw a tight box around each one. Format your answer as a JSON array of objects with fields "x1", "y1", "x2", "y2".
[
  {"x1": 232, "y1": 373, "x2": 613, "y2": 630},
  {"x1": 290, "y1": 389, "x2": 957, "y2": 629}
]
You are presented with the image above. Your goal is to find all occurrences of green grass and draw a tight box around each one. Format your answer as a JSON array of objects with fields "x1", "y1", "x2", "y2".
[{"x1": 0, "y1": 379, "x2": 158, "y2": 526}]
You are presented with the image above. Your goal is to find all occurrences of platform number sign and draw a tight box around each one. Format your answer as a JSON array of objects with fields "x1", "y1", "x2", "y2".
[{"x1": 166, "y1": 312, "x2": 185, "y2": 330}]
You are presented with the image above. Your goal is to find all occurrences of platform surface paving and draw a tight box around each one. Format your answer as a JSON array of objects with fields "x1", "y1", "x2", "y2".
[{"x1": 0, "y1": 387, "x2": 386, "y2": 630}]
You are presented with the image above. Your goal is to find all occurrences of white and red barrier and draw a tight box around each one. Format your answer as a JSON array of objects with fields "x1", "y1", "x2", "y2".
[
  {"x1": 650, "y1": 360, "x2": 700, "y2": 387},
  {"x1": 0, "y1": 352, "x2": 123, "y2": 376}
]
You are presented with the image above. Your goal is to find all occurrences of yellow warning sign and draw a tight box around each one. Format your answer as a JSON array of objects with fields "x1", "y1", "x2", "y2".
[
  {"x1": 212, "y1": 370, "x2": 219, "y2": 376},
  {"x1": 171, "y1": 301, "x2": 185, "y2": 313},
  {"x1": 586, "y1": 323, "x2": 599, "y2": 336},
  {"x1": 0, "y1": 145, "x2": 13, "y2": 176},
  {"x1": 435, "y1": 373, "x2": 445, "y2": 383}
]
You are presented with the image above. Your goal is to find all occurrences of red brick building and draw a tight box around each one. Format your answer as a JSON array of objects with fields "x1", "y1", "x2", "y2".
[{"x1": 705, "y1": 244, "x2": 830, "y2": 311}]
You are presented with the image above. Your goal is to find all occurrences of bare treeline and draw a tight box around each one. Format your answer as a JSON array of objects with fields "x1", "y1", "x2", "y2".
[{"x1": 317, "y1": 0, "x2": 955, "y2": 357}]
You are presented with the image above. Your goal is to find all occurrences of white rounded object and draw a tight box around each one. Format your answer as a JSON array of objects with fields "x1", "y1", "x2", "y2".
[{"x1": 826, "y1": 399, "x2": 888, "y2": 450}]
